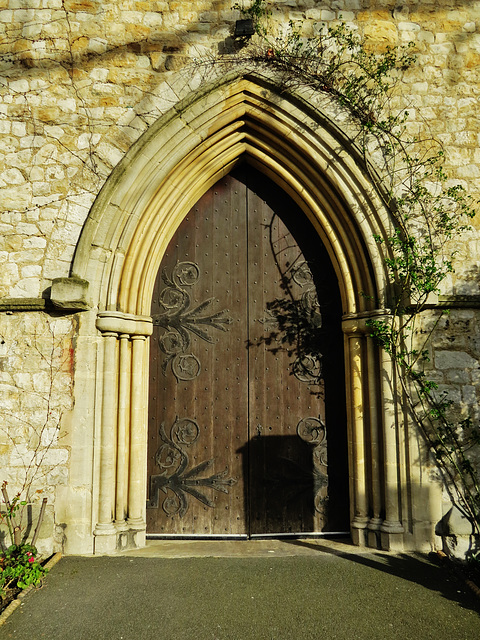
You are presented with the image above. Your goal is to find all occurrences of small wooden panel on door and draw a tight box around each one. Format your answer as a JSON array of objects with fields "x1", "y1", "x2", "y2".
[{"x1": 147, "y1": 165, "x2": 349, "y2": 537}]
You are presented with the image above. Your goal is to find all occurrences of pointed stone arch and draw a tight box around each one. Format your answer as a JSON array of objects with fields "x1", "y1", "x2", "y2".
[
  {"x1": 67, "y1": 72, "x2": 436, "y2": 554},
  {"x1": 73, "y1": 72, "x2": 394, "y2": 315}
]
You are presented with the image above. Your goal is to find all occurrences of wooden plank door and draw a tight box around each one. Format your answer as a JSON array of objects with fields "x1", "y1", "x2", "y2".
[
  {"x1": 243, "y1": 169, "x2": 348, "y2": 535},
  {"x1": 147, "y1": 175, "x2": 249, "y2": 536},
  {"x1": 146, "y1": 166, "x2": 349, "y2": 536}
]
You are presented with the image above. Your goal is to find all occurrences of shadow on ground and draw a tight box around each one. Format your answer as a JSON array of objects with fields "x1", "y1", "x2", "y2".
[
  {"x1": 1, "y1": 544, "x2": 479, "y2": 640},
  {"x1": 287, "y1": 538, "x2": 480, "y2": 615}
]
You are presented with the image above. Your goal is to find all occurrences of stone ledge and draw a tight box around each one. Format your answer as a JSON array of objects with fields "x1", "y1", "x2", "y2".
[
  {"x1": 407, "y1": 295, "x2": 480, "y2": 312},
  {"x1": 438, "y1": 295, "x2": 480, "y2": 309},
  {"x1": 0, "y1": 276, "x2": 90, "y2": 313},
  {"x1": 0, "y1": 298, "x2": 47, "y2": 312},
  {"x1": 51, "y1": 277, "x2": 90, "y2": 311},
  {"x1": 424, "y1": 295, "x2": 480, "y2": 309}
]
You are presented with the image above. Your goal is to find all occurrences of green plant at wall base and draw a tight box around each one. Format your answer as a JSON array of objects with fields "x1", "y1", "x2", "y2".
[
  {"x1": 0, "y1": 544, "x2": 48, "y2": 598},
  {"x1": 1, "y1": 482, "x2": 48, "y2": 600},
  {"x1": 0, "y1": 484, "x2": 24, "y2": 548},
  {"x1": 227, "y1": 2, "x2": 480, "y2": 539}
]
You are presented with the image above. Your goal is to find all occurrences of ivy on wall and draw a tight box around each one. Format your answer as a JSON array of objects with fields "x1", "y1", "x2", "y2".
[{"x1": 228, "y1": 1, "x2": 480, "y2": 541}]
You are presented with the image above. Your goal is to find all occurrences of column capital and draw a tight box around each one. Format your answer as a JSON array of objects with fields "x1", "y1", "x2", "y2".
[
  {"x1": 96, "y1": 311, "x2": 153, "y2": 336},
  {"x1": 342, "y1": 309, "x2": 392, "y2": 336},
  {"x1": 102, "y1": 331, "x2": 119, "y2": 339}
]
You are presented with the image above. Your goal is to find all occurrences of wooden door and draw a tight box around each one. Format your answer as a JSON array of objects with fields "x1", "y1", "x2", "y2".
[{"x1": 146, "y1": 166, "x2": 349, "y2": 537}]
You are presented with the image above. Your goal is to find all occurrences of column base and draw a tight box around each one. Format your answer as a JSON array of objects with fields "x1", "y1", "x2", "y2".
[
  {"x1": 131, "y1": 528, "x2": 146, "y2": 549},
  {"x1": 366, "y1": 517, "x2": 383, "y2": 548},
  {"x1": 368, "y1": 517, "x2": 383, "y2": 531},
  {"x1": 126, "y1": 519, "x2": 146, "y2": 550},
  {"x1": 93, "y1": 528, "x2": 117, "y2": 554},
  {"x1": 115, "y1": 519, "x2": 129, "y2": 532},
  {"x1": 127, "y1": 517, "x2": 146, "y2": 531},
  {"x1": 351, "y1": 517, "x2": 369, "y2": 546},
  {"x1": 380, "y1": 519, "x2": 404, "y2": 533},
  {"x1": 380, "y1": 521, "x2": 405, "y2": 551},
  {"x1": 94, "y1": 523, "x2": 146, "y2": 553}
]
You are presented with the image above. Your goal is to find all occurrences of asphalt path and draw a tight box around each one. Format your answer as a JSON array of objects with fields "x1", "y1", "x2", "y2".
[{"x1": 1, "y1": 546, "x2": 479, "y2": 640}]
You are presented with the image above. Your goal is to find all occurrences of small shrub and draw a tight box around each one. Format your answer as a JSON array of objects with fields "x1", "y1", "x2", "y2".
[{"x1": 0, "y1": 544, "x2": 48, "y2": 599}]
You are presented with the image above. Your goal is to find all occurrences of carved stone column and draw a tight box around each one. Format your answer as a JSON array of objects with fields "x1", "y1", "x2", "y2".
[
  {"x1": 127, "y1": 334, "x2": 148, "y2": 544},
  {"x1": 343, "y1": 310, "x2": 404, "y2": 550},
  {"x1": 379, "y1": 346, "x2": 404, "y2": 550},
  {"x1": 95, "y1": 312, "x2": 152, "y2": 553},
  {"x1": 93, "y1": 331, "x2": 118, "y2": 552},
  {"x1": 115, "y1": 334, "x2": 131, "y2": 529},
  {"x1": 343, "y1": 317, "x2": 368, "y2": 545},
  {"x1": 366, "y1": 335, "x2": 383, "y2": 547}
]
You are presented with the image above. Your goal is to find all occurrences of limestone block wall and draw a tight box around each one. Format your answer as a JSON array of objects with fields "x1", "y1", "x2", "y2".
[
  {"x1": 0, "y1": 1, "x2": 478, "y2": 297},
  {"x1": 413, "y1": 307, "x2": 480, "y2": 554},
  {"x1": 0, "y1": 1, "x2": 479, "y2": 554},
  {"x1": 421, "y1": 308, "x2": 480, "y2": 460},
  {"x1": 0, "y1": 313, "x2": 73, "y2": 555}
]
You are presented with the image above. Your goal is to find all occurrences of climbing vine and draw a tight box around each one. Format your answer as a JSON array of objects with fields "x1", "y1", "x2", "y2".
[
  {"x1": 233, "y1": 0, "x2": 270, "y2": 30},
  {"x1": 227, "y1": 1, "x2": 480, "y2": 539}
]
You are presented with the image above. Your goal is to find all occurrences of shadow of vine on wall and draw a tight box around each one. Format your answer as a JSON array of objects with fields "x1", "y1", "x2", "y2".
[{"x1": 248, "y1": 263, "x2": 333, "y2": 397}]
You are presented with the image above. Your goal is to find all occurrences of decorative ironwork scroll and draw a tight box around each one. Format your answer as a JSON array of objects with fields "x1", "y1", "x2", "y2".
[
  {"x1": 297, "y1": 417, "x2": 329, "y2": 515},
  {"x1": 152, "y1": 261, "x2": 233, "y2": 381},
  {"x1": 147, "y1": 417, "x2": 237, "y2": 517},
  {"x1": 291, "y1": 262, "x2": 323, "y2": 384}
]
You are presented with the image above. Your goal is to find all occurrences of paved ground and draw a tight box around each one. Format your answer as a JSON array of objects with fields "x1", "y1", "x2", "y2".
[{"x1": 1, "y1": 539, "x2": 479, "y2": 640}]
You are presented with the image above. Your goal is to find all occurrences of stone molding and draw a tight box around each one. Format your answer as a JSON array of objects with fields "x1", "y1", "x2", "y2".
[
  {"x1": 96, "y1": 310, "x2": 153, "y2": 336},
  {"x1": 72, "y1": 72, "x2": 395, "y2": 318}
]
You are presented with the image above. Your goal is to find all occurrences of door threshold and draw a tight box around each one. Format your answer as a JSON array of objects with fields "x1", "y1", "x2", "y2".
[
  {"x1": 124, "y1": 536, "x2": 356, "y2": 558},
  {"x1": 146, "y1": 532, "x2": 350, "y2": 540},
  {"x1": 147, "y1": 534, "x2": 249, "y2": 540},
  {"x1": 249, "y1": 532, "x2": 350, "y2": 539}
]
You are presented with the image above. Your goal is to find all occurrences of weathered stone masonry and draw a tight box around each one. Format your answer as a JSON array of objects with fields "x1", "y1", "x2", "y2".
[{"x1": 1, "y1": 1, "x2": 480, "y2": 555}]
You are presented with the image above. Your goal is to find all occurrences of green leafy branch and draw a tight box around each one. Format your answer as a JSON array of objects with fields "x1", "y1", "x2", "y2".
[{"x1": 233, "y1": 0, "x2": 270, "y2": 35}]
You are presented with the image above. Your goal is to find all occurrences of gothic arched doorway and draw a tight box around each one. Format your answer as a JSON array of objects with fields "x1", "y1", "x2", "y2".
[
  {"x1": 146, "y1": 165, "x2": 349, "y2": 537},
  {"x1": 68, "y1": 72, "x2": 421, "y2": 556}
]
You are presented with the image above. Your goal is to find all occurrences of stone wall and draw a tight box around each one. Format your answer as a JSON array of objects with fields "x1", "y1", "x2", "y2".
[
  {"x1": 0, "y1": 313, "x2": 74, "y2": 555},
  {"x1": 413, "y1": 306, "x2": 480, "y2": 554},
  {"x1": 0, "y1": 1, "x2": 479, "y2": 297},
  {"x1": 1, "y1": 1, "x2": 480, "y2": 554}
]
